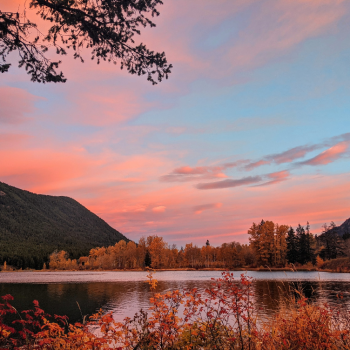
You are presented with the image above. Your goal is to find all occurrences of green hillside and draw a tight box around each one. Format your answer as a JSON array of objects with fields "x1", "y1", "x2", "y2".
[{"x1": 0, "y1": 182, "x2": 128, "y2": 269}]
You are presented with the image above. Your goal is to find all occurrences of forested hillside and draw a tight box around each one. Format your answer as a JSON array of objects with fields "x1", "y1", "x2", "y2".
[{"x1": 0, "y1": 182, "x2": 128, "y2": 269}]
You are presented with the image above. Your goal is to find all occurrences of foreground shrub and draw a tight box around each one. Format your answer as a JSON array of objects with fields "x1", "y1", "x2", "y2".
[
  {"x1": 1, "y1": 271, "x2": 350, "y2": 349},
  {"x1": 260, "y1": 298, "x2": 350, "y2": 349}
]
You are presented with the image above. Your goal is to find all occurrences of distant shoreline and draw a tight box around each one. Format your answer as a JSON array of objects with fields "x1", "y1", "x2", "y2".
[{"x1": 1, "y1": 267, "x2": 348, "y2": 273}]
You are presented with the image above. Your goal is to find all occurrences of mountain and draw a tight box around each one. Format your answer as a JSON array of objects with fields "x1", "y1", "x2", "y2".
[
  {"x1": 0, "y1": 181, "x2": 129, "y2": 269},
  {"x1": 336, "y1": 218, "x2": 350, "y2": 237},
  {"x1": 326, "y1": 218, "x2": 350, "y2": 238}
]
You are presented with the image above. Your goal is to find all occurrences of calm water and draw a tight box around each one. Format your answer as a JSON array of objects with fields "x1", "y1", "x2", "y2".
[{"x1": 1, "y1": 271, "x2": 350, "y2": 323}]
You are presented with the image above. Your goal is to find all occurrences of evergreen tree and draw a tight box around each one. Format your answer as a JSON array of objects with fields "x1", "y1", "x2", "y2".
[
  {"x1": 144, "y1": 250, "x2": 152, "y2": 268},
  {"x1": 318, "y1": 222, "x2": 343, "y2": 260},
  {"x1": 286, "y1": 227, "x2": 298, "y2": 264},
  {"x1": 296, "y1": 224, "x2": 308, "y2": 265},
  {"x1": 305, "y1": 222, "x2": 316, "y2": 264},
  {"x1": 295, "y1": 223, "x2": 316, "y2": 265}
]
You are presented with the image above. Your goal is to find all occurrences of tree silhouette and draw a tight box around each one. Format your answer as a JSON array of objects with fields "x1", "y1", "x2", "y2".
[
  {"x1": 286, "y1": 227, "x2": 298, "y2": 264},
  {"x1": 144, "y1": 250, "x2": 151, "y2": 268},
  {"x1": 0, "y1": 0, "x2": 172, "y2": 83}
]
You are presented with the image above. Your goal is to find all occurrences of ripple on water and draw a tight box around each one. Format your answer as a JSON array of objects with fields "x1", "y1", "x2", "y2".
[{"x1": 1, "y1": 271, "x2": 350, "y2": 322}]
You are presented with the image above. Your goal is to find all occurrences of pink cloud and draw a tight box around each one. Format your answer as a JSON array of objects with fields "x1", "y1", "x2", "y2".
[
  {"x1": 67, "y1": 87, "x2": 156, "y2": 126},
  {"x1": 254, "y1": 170, "x2": 290, "y2": 187},
  {"x1": 0, "y1": 149, "x2": 96, "y2": 192},
  {"x1": 0, "y1": 87, "x2": 42, "y2": 124},
  {"x1": 160, "y1": 165, "x2": 227, "y2": 182},
  {"x1": 194, "y1": 203, "x2": 222, "y2": 215},
  {"x1": 0, "y1": 133, "x2": 31, "y2": 147},
  {"x1": 0, "y1": 139, "x2": 176, "y2": 195},
  {"x1": 2, "y1": 0, "x2": 350, "y2": 249},
  {"x1": 152, "y1": 206, "x2": 167, "y2": 213},
  {"x1": 3, "y1": 0, "x2": 347, "y2": 91},
  {"x1": 244, "y1": 160, "x2": 270, "y2": 171},
  {"x1": 220, "y1": 0, "x2": 347, "y2": 80},
  {"x1": 242, "y1": 134, "x2": 350, "y2": 170},
  {"x1": 136, "y1": 0, "x2": 347, "y2": 89},
  {"x1": 196, "y1": 176, "x2": 262, "y2": 190},
  {"x1": 223, "y1": 160, "x2": 251, "y2": 168},
  {"x1": 299, "y1": 141, "x2": 350, "y2": 166},
  {"x1": 103, "y1": 172, "x2": 350, "y2": 246},
  {"x1": 174, "y1": 166, "x2": 214, "y2": 175},
  {"x1": 4, "y1": 0, "x2": 346, "y2": 135},
  {"x1": 267, "y1": 145, "x2": 321, "y2": 164},
  {"x1": 2, "y1": 144, "x2": 349, "y2": 247},
  {"x1": 160, "y1": 162, "x2": 248, "y2": 182}
]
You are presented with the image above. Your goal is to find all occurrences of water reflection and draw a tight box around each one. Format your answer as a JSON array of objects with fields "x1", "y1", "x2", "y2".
[{"x1": 1, "y1": 272, "x2": 350, "y2": 324}]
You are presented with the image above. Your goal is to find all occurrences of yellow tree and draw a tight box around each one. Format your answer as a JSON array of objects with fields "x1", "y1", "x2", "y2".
[
  {"x1": 248, "y1": 221, "x2": 264, "y2": 265},
  {"x1": 259, "y1": 221, "x2": 275, "y2": 266},
  {"x1": 184, "y1": 243, "x2": 201, "y2": 268},
  {"x1": 136, "y1": 237, "x2": 147, "y2": 268},
  {"x1": 89, "y1": 247, "x2": 107, "y2": 269},
  {"x1": 274, "y1": 224, "x2": 289, "y2": 266},
  {"x1": 167, "y1": 244, "x2": 179, "y2": 268},
  {"x1": 147, "y1": 235, "x2": 167, "y2": 269},
  {"x1": 249, "y1": 221, "x2": 289, "y2": 267},
  {"x1": 125, "y1": 241, "x2": 137, "y2": 269},
  {"x1": 49, "y1": 250, "x2": 68, "y2": 270},
  {"x1": 201, "y1": 245, "x2": 212, "y2": 268},
  {"x1": 114, "y1": 240, "x2": 127, "y2": 269}
]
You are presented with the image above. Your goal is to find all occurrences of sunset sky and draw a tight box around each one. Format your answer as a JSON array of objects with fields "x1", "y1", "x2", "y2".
[{"x1": 1, "y1": 0, "x2": 350, "y2": 246}]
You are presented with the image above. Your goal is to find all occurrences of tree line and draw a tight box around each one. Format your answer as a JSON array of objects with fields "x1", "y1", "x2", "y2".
[
  {"x1": 3, "y1": 219, "x2": 349, "y2": 271},
  {"x1": 48, "y1": 236, "x2": 255, "y2": 270},
  {"x1": 44, "y1": 219, "x2": 350, "y2": 271}
]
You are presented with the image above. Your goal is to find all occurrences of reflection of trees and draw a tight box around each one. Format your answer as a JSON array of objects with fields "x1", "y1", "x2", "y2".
[
  {"x1": 2, "y1": 279, "x2": 350, "y2": 324},
  {"x1": 317, "y1": 281, "x2": 350, "y2": 309},
  {"x1": 254, "y1": 281, "x2": 291, "y2": 316},
  {"x1": 253, "y1": 281, "x2": 320, "y2": 318}
]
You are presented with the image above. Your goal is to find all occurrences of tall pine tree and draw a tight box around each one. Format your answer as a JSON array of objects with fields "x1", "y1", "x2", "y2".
[
  {"x1": 286, "y1": 227, "x2": 298, "y2": 264},
  {"x1": 305, "y1": 222, "x2": 316, "y2": 264},
  {"x1": 296, "y1": 224, "x2": 308, "y2": 265}
]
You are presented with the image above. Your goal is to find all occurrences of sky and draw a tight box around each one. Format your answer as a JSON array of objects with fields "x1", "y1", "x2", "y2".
[{"x1": 1, "y1": 0, "x2": 350, "y2": 246}]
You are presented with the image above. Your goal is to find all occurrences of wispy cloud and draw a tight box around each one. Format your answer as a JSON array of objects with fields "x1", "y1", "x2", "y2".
[
  {"x1": 160, "y1": 165, "x2": 226, "y2": 182},
  {"x1": 152, "y1": 206, "x2": 167, "y2": 213},
  {"x1": 195, "y1": 170, "x2": 290, "y2": 190},
  {"x1": 196, "y1": 176, "x2": 262, "y2": 190},
  {"x1": 193, "y1": 203, "x2": 222, "y2": 214},
  {"x1": 266, "y1": 145, "x2": 321, "y2": 164},
  {"x1": 298, "y1": 141, "x2": 350, "y2": 166},
  {"x1": 244, "y1": 160, "x2": 270, "y2": 171},
  {"x1": 254, "y1": 170, "x2": 290, "y2": 187},
  {"x1": 160, "y1": 161, "x2": 249, "y2": 182},
  {"x1": 0, "y1": 87, "x2": 42, "y2": 124},
  {"x1": 244, "y1": 133, "x2": 350, "y2": 171}
]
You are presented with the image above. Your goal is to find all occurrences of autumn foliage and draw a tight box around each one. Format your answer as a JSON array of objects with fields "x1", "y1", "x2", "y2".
[
  {"x1": 48, "y1": 236, "x2": 254, "y2": 271},
  {"x1": 1, "y1": 272, "x2": 350, "y2": 349},
  {"x1": 46, "y1": 221, "x2": 332, "y2": 272}
]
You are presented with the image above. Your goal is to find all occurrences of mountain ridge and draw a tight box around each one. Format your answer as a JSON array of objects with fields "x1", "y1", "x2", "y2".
[
  {"x1": 326, "y1": 218, "x2": 350, "y2": 237},
  {"x1": 0, "y1": 181, "x2": 128, "y2": 269},
  {"x1": 337, "y1": 218, "x2": 350, "y2": 237}
]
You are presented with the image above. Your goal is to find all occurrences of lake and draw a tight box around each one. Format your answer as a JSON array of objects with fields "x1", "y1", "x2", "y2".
[{"x1": 1, "y1": 270, "x2": 350, "y2": 323}]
